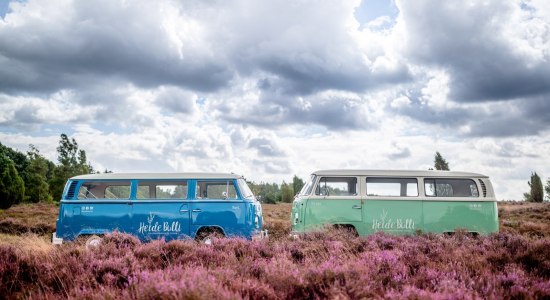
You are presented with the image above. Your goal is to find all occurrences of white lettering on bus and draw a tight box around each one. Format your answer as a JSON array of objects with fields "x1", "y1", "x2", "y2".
[
  {"x1": 372, "y1": 209, "x2": 415, "y2": 231},
  {"x1": 138, "y1": 212, "x2": 181, "y2": 234}
]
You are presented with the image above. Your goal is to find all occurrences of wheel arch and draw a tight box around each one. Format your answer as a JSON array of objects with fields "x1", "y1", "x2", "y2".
[{"x1": 194, "y1": 226, "x2": 225, "y2": 239}]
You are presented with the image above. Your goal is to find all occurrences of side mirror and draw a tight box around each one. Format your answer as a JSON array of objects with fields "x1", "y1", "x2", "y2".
[{"x1": 222, "y1": 191, "x2": 228, "y2": 199}]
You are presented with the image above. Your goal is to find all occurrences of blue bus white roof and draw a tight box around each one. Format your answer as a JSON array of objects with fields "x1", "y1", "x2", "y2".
[
  {"x1": 312, "y1": 169, "x2": 489, "y2": 178},
  {"x1": 70, "y1": 173, "x2": 244, "y2": 180}
]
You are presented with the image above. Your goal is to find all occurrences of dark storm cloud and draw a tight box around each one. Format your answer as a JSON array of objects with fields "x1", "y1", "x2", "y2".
[
  {"x1": 391, "y1": 93, "x2": 475, "y2": 128},
  {"x1": 388, "y1": 144, "x2": 411, "y2": 160},
  {"x1": 467, "y1": 117, "x2": 541, "y2": 137},
  {"x1": 466, "y1": 96, "x2": 550, "y2": 137},
  {"x1": 284, "y1": 97, "x2": 369, "y2": 130},
  {"x1": 257, "y1": 56, "x2": 411, "y2": 96},
  {"x1": 11, "y1": 105, "x2": 41, "y2": 125},
  {"x1": 0, "y1": 106, "x2": 41, "y2": 131},
  {"x1": 0, "y1": 0, "x2": 411, "y2": 99},
  {"x1": 252, "y1": 159, "x2": 291, "y2": 174},
  {"x1": 221, "y1": 90, "x2": 372, "y2": 130},
  {"x1": 0, "y1": 1, "x2": 233, "y2": 95},
  {"x1": 2, "y1": 0, "x2": 550, "y2": 139},
  {"x1": 493, "y1": 142, "x2": 538, "y2": 159},
  {"x1": 248, "y1": 137, "x2": 285, "y2": 157},
  {"x1": 155, "y1": 87, "x2": 196, "y2": 115},
  {"x1": 393, "y1": 93, "x2": 550, "y2": 137},
  {"x1": 0, "y1": 0, "x2": 408, "y2": 134},
  {"x1": 399, "y1": 0, "x2": 550, "y2": 102}
]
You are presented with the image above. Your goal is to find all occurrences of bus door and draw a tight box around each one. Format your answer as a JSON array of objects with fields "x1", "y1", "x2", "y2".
[
  {"x1": 70, "y1": 180, "x2": 133, "y2": 237},
  {"x1": 304, "y1": 176, "x2": 362, "y2": 230},
  {"x1": 132, "y1": 180, "x2": 191, "y2": 241},
  {"x1": 364, "y1": 177, "x2": 421, "y2": 234},
  {"x1": 191, "y1": 180, "x2": 246, "y2": 237}
]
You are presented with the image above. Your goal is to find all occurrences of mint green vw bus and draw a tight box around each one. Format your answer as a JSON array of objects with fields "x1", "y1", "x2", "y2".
[{"x1": 291, "y1": 170, "x2": 498, "y2": 236}]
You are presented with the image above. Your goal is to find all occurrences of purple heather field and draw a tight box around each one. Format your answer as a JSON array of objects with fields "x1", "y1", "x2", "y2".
[{"x1": 0, "y1": 202, "x2": 549, "y2": 299}]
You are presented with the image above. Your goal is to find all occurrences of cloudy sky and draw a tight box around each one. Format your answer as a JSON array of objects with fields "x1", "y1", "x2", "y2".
[{"x1": 1, "y1": 0, "x2": 549, "y2": 200}]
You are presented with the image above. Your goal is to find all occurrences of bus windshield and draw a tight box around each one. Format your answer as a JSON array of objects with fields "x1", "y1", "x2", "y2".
[
  {"x1": 299, "y1": 175, "x2": 317, "y2": 196},
  {"x1": 237, "y1": 179, "x2": 255, "y2": 200}
]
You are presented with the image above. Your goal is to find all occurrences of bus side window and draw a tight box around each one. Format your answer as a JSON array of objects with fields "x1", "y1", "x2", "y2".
[
  {"x1": 136, "y1": 181, "x2": 188, "y2": 199},
  {"x1": 424, "y1": 179, "x2": 436, "y2": 196},
  {"x1": 366, "y1": 178, "x2": 418, "y2": 197}
]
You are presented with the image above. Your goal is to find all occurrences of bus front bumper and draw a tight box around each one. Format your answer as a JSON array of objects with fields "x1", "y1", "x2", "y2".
[{"x1": 52, "y1": 232, "x2": 63, "y2": 245}]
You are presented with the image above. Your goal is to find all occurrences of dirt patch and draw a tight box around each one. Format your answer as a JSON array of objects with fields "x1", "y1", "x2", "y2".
[
  {"x1": 0, "y1": 203, "x2": 58, "y2": 235},
  {"x1": 498, "y1": 201, "x2": 550, "y2": 238},
  {"x1": 262, "y1": 203, "x2": 292, "y2": 239}
]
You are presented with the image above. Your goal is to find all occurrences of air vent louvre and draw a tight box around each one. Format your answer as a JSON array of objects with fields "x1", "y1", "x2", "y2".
[
  {"x1": 66, "y1": 181, "x2": 79, "y2": 199},
  {"x1": 478, "y1": 179, "x2": 487, "y2": 197}
]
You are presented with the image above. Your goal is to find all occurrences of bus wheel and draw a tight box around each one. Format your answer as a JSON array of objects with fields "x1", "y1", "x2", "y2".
[
  {"x1": 333, "y1": 224, "x2": 359, "y2": 237},
  {"x1": 85, "y1": 235, "x2": 103, "y2": 250},
  {"x1": 196, "y1": 228, "x2": 224, "y2": 245}
]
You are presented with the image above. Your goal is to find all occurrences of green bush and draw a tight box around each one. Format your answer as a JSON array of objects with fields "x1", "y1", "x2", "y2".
[{"x1": 0, "y1": 155, "x2": 25, "y2": 209}]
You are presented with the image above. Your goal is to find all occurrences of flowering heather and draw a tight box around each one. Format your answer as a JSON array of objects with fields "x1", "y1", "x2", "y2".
[
  {"x1": 1, "y1": 202, "x2": 549, "y2": 298},
  {"x1": 1, "y1": 231, "x2": 549, "y2": 299}
]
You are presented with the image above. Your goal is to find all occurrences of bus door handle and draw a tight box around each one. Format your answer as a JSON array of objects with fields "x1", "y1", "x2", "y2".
[
  {"x1": 192, "y1": 209, "x2": 202, "y2": 213},
  {"x1": 180, "y1": 209, "x2": 189, "y2": 213},
  {"x1": 352, "y1": 205, "x2": 361, "y2": 209}
]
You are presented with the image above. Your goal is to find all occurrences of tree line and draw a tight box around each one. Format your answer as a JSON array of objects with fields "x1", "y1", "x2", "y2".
[
  {"x1": 248, "y1": 176, "x2": 304, "y2": 204},
  {"x1": 0, "y1": 133, "x2": 306, "y2": 208},
  {"x1": 1, "y1": 138, "x2": 549, "y2": 209},
  {"x1": 0, "y1": 134, "x2": 94, "y2": 209}
]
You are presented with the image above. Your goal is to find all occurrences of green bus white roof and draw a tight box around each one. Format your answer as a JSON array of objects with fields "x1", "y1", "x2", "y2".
[{"x1": 312, "y1": 169, "x2": 488, "y2": 178}]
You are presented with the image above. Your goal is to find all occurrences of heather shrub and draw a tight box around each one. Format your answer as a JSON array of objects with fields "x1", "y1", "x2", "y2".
[
  {"x1": 1, "y1": 225, "x2": 550, "y2": 298},
  {"x1": 517, "y1": 239, "x2": 550, "y2": 278},
  {"x1": 2, "y1": 201, "x2": 550, "y2": 298},
  {"x1": 125, "y1": 266, "x2": 239, "y2": 300}
]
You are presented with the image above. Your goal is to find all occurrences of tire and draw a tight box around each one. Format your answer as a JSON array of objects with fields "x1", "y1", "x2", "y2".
[
  {"x1": 85, "y1": 235, "x2": 103, "y2": 250},
  {"x1": 196, "y1": 228, "x2": 224, "y2": 245},
  {"x1": 333, "y1": 224, "x2": 359, "y2": 237}
]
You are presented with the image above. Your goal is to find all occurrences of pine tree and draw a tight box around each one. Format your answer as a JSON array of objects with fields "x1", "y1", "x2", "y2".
[
  {"x1": 0, "y1": 142, "x2": 29, "y2": 181},
  {"x1": 25, "y1": 145, "x2": 53, "y2": 203},
  {"x1": 281, "y1": 182, "x2": 294, "y2": 203},
  {"x1": 434, "y1": 152, "x2": 450, "y2": 171},
  {"x1": 545, "y1": 178, "x2": 550, "y2": 201},
  {"x1": 49, "y1": 134, "x2": 93, "y2": 201},
  {"x1": 292, "y1": 175, "x2": 304, "y2": 196},
  {"x1": 0, "y1": 154, "x2": 25, "y2": 209},
  {"x1": 527, "y1": 172, "x2": 544, "y2": 202}
]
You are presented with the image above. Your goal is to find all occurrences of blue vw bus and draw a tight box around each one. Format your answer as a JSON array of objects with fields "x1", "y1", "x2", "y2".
[{"x1": 52, "y1": 173, "x2": 267, "y2": 245}]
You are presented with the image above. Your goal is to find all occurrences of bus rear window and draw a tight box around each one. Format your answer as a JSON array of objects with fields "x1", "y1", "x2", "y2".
[
  {"x1": 424, "y1": 179, "x2": 479, "y2": 197},
  {"x1": 196, "y1": 180, "x2": 237, "y2": 199}
]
